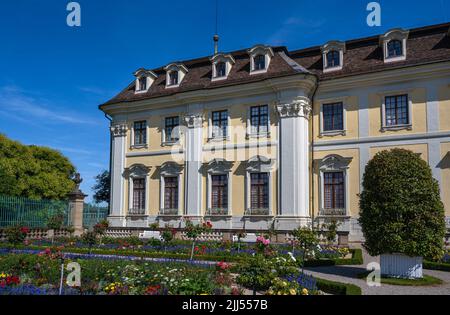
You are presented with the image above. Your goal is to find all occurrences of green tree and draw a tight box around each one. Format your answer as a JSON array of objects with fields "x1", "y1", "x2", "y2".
[
  {"x1": 290, "y1": 226, "x2": 319, "y2": 272},
  {"x1": 0, "y1": 134, "x2": 76, "y2": 200},
  {"x1": 359, "y1": 149, "x2": 446, "y2": 261},
  {"x1": 92, "y1": 170, "x2": 110, "y2": 204}
]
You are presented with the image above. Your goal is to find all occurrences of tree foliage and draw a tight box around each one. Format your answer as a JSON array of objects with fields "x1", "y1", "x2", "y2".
[
  {"x1": 359, "y1": 149, "x2": 446, "y2": 260},
  {"x1": 92, "y1": 170, "x2": 110, "y2": 204},
  {"x1": 0, "y1": 134, "x2": 76, "y2": 200}
]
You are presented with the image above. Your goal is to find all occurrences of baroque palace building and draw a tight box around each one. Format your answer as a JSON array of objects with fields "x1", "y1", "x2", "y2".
[{"x1": 100, "y1": 22, "x2": 450, "y2": 242}]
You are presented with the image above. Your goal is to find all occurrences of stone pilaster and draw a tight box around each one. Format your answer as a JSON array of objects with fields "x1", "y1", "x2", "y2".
[
  {"x1": 68, "y1": 173, "x2": 87, "y2": 236},
  {"x1": 184, "y1": 113, "x2": 204, "y2": 217},
  {"x1": 276, "y1": 96, "x2": 312, "y2": 227},
  {"x1": 109, "y1": 122, "x2": 127, "y2": 227}
]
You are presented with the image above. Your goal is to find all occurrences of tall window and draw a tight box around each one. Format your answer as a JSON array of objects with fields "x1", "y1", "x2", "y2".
[
  {"x1": 164, "y1": 177, "x2": 178, "y2": 210},
  {"x1": 250, "y1": 173, "x2": 269, "y2": 210},
  {"x1": 250, "y1": 105, "x2": 269, "y2": 135},
  {"x1": 169, "y1": 71, "x2": 179, "y2": 86},
  {"x1": 133, "y1": 121, "x2": 147, "y2": 145},
  {"x1": 211, "y1": 175, "x2": 228, "y2": 210},
  {"x1": 326, "y1": 51, "x2": 340, "y2": 68},
  {"x1": 322, "y1": 102, "x2": 344, "y2": 132},
  {"x1": 165, "y1": 116, "x2": 180, "y2": 142},
  {"x1": 254, "y1": 55, "x2": 266, "y2": 71},
  {"x1": 212, "y1": 110, "x2": 228, "y2": 138},
  {"x1": 132, "y1": 178, "x2": 146, "y2": 211},
  {"x1": 323, "y1": 172, "x2": 345, "y2": 210},
  {"x1": 387, "y1": 40, "x2": 403, "y2": 58},
  {"x1": 385, "y1": 95, "x2": 409, "y2": 126},
  {"x1": 138, "y1": 77, "x2": 147, "y2": 91},
  {"x1": 215, "y1": 62, "x2": 226, "y2": 77}
]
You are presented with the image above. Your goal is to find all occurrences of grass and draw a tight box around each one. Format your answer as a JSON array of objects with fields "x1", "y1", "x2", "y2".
[{"x1": 357, "y1": 272, "x2": 443, "y2": 286}]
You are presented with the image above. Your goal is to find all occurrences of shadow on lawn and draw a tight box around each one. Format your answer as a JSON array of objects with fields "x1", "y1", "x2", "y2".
[{"x1": 304, "y1": 265, "x2": 368, "y2": 279}]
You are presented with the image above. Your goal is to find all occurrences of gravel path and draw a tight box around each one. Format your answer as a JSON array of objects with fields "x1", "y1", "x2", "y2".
[{"x1": 304, "y1": 250, "x2": 450, "y2": 295}]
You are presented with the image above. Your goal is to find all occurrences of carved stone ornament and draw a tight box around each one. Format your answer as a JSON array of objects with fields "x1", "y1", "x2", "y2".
[
  {"x1": 276, "y1": 96, "x2": 312, "y2": 119},
  {"x1": 110, "y1": 123, "x2": 128, "y2": 137},
  {"x1": 184, "y1": 114, "x2": 204, "y2": 128}
]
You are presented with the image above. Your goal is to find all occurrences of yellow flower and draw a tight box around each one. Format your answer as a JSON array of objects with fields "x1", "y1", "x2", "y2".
[
  {"x1": 277, "y1": 291, "x2": 283, "y2": 295},
  {"x1": 267, "y1": 289, "x2": 274, "y2": 295},
  {"x1": 301, "y1": 288, "x2": 309, "y2": 296},
  {"x1": 282, "y1": 281, "x2": 288, "y2": 287},
  {"x1": 289, "y1": 288, "x2": 297, "y2": 295}
]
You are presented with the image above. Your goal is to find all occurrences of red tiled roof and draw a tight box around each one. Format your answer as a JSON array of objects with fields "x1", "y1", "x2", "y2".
[{"x1": 101, "y1": 22, "x2": 450, "y2": 107}]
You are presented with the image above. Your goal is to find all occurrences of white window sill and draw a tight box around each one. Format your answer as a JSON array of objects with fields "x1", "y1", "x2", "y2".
[
  {"x1": 166, "y1": 84, "x2": 180, "y2": 89},
  {"x1": 130, "y1": 144, "x2": 148, "y2": 150},
  {"x1": 250, "y1": 69, "x2": 268, "y2": 75},
  {"x1": 135, "y1": 89, "x2": 149, "y2": 94},
  {"x1": 211, "y1": 76, "x2": 227, "y2": 82},
  {"x1": 381, "y1": 124, "x2": 412, "y2": 132},
  {"x1": 319, "y1": 130, "x2": 346, "y2": 137},
  {"x1": 246, "y1": 132, "x2": 271, "y2": 139},
  {"x1": 161, "y1": 141, "x2": 179, "y2": 147},
  {"x1": 208, "y1": 136, "x2": 229, "y2": 143},
  {"x1": 323, "y1": 65, "x2": 343, "y2": 73},
  {"x1": 384, "y1": 55, "x2": 406, "y2": 63}
]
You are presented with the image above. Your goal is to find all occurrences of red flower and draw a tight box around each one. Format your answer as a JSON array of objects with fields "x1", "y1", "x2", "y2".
[{"x1": 20, "y1": 227, "x2": 30, "y2": 234}]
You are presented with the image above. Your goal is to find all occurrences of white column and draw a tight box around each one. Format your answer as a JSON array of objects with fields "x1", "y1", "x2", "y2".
[
  {"x1": 184, "y1": 112, "x2": 204, "y2": 218},
  {"x1": 276, "y1": 97, "x2": 311, "y2": 225},
  {"x1": 109, "y1": 123, "x2": 127, "y2": 227}
]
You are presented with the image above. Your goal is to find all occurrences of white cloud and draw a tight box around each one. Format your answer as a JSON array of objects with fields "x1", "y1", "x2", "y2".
[{"x1": 0, "y1": 85, "x2": 99, "y2": 125}]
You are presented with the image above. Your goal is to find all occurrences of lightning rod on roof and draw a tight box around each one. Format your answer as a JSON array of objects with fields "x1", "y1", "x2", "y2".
[{"x1": 213, "y1": 0, "x2": 219, "y2": 55}]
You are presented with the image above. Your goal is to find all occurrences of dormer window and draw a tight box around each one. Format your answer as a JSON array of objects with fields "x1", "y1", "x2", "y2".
[
  {"x1": 169, "y1": 71, "x2": 178, "y2": 86},
  {"x1": 247, "y1": 45, "x2": 274, "y2": 75},
  {"x1": 321, "y1": 41, "x2": 345, "y2": 73},
  {"x1": 164, "y1": 63, "x2": 188, "y2": 88},
  {"x1": 210, "y1": 53, "x2": 235, "y2": 81},
  {"x1": 254, "y1": 55, "x2": 266, "y2": 71},
  {"x1": 387, "y1": 40, "x2": 403, "y2": 59},
  {"x1": 133, "y1": 68, "x2": 158, "y2": 93},
  {"x1": 380, "y1": 28, "x2": 409, "y2": 63}
]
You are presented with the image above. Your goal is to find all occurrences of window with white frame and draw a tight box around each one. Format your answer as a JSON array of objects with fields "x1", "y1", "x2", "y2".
[
  {"x1": 318, "y1": 155, "x2": 352, "y2": 217},
  {"x1": 249, "y1": 105, "x2": 269, "y2": 136},
  {"x1": 381, "y1": 94, "x2": 412, "y2": 131},
  {"x1": 124, "y1": 164, "x2": 150, "y2": 216},
  {"x1": 210, "y1": 53, "x2": 235, "y2": 81},
  {"x1": 380, "y1": 28, "x2": 409, "y2": 63},
  {"x1": 168, "y1": 71, "x2": 178, "y2": 86},
  {"x1": 164, "y1": 63, "x2": 188, "y2": 88},
  {"x1": 133, "y1": 121, "x2": 147, "y2": 147},
  {"x1": 321, "y1": 41, "x2": 345, "y2": 72},
  {"x1": 206, "y1": 159, "x2": 233, "y2": 216},
  {"x1": 247, "y1": 45, "x2": 274, "y2": 74},
  {"x1": 163, "y1": 116, "x2": 180, "y2": 143},
  {"x1": 322, "y1": 102, "x2": 344, "y2": 133},
  {"x1": 245, "y1": 156, "x2": 274, "y2": 216},
  {"x1": 133, "y1": 69, "x2": 157, "y2": 93},
  {"x1": 211, "y1": 110, "x2": 228, "y2": 139},
  {"x1": 159, "y1": 162, "x2": 183, "y2": 215}
]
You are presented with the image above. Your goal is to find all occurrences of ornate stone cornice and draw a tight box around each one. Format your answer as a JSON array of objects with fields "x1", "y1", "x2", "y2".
[
  {"x1": 110, "y1": 123, "x2": 128, "y2": 137},
  {"x1": 184, "y1": 114, "x2": 204, "y2": 128},
  {"x1": 276, "y1": 96, "x2": 312, "y2": 119}
]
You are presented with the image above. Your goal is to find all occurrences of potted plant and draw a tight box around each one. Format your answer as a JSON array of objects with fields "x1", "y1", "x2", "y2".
[{"x1": 359, "y1": 149, "x2": 446, "y2": 279}]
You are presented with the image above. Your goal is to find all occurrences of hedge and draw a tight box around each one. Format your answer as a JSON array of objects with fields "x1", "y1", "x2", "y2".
[
  {"x1": 316, "y1": 277, "x2": 362, "y2": 295},
  {"x1": 423, "y1": 260, "x2": 450, "y2": 272},
  {"x1": 304, "y1": 249, "x2": 363, "y2": 267}
]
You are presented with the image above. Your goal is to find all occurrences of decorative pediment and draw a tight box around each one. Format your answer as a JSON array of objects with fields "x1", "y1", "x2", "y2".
[
  {"x1": 321, "y1": 40, "x2": 346, "y2": 54},
  {"x1": 379, "y1": 28, "x2": 409, "y2": 45},
  {"x1": 133, "y1": 68, "x2": 158, "y2": 80},
  {"x1": 206, "y1": 158, "x2": 233, "y2": 174},
  {"x1": 246, "y1": 156, "x2": 275, "y2": 173},
  {"x1": 160, "y1": 162, "x2": 183, "y2": 176},
  {"x1": 319, "y1": 155, "x2": 353, "y2": 171},
  {"x1": 123, "y1": 164, "x2": 151, "y2": 178}
]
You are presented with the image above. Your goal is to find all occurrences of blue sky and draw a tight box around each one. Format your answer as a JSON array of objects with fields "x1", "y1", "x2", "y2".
[{"x1": 0, "y1": 0, "x2": 448, "y2": 201}]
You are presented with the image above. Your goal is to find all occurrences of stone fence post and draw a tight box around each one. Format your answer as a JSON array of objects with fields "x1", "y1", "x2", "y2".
[{"x1": 68, "y1": 173, "x2": 87, "y2": 236}]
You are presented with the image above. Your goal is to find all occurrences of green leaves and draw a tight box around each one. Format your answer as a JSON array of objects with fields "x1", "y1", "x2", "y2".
[
  {"x1": 0, "y1": 134, "x2": 76, "y2": 200},
  {"x1": 359, "y1": 149, "x2": 446, "y2": 260}
]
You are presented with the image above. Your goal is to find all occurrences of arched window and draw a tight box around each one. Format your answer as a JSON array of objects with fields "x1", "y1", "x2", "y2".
[
  {"x1": 387, "y1": 40, "x2": 403, "y2": 58},
  {"x1": 138, "y1": 77, "x2": 147, "y2": 91},
  {"x1": 326, "y1": 50, "x2": 340, "y2": 68},
  {"x1": 254, "y1": 55, "x2": 266, "y2": 71}
]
